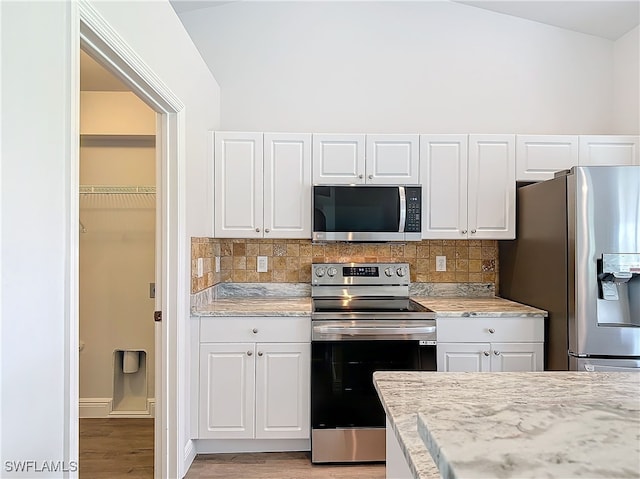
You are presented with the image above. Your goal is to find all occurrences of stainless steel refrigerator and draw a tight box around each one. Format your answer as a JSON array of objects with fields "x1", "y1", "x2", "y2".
[{"x1": 499, "y1": 166, "x2": 640, "y2": 371}]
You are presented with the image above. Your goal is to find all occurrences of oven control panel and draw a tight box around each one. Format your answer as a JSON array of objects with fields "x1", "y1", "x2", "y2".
[{"x1": 312, "y1": 262, "x2": 410, "y2": 285}]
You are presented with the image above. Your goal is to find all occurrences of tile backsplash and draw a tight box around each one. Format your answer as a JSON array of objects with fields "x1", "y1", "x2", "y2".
[{"x1": 191, "y1": 238, "x2": 498, "y2": 294}]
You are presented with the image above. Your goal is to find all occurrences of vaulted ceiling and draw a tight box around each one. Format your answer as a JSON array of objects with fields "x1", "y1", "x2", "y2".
[
  {"x1": 169, "y1": 0, "x2": 640, "y2": 41},
  {"x1": 82, "y1": 1, "x2": 640, "y2": 91}
]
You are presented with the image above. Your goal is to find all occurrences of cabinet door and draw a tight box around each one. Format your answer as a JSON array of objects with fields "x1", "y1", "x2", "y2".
[
  {"x1": 578, "y1": 135, "x2": 639, "y2": 166},
  {"x1": 365, "y1": 134, "x2": 419, "y2": 184},
  {"x1": 437, "y1": 343, "x2": 491, "y2": 372},
  {"x1": 468, "y1": 135, "x2": 515, "y2": 239},
  {"x1": 516, "y1": 135, "x2": 578, "y2": 181},
  {"x1": 214, "y1": 132, "x2": 263, "y2": 237},
  {"x1": 255, "y1": 343, "x2": 310, "y2": 439},
  {"x1": 312, "y1": 134, "x2": 365, "y2": 184},
  {"x1": 420, "y1": 135, "x2": 468, "y2": 239},
  {"x1": 199, "y1": 343, "x2": 255, "y2": 439},
  {"x1": 490, "y1": 342, "x2": 544, "y2": 372},
  {"x1": 264, "y1": 134, "x2": 312, "y2": 238}
]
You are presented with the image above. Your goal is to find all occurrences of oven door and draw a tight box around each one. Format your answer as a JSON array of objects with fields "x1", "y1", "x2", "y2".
[{"x1": 310, "y1": 330, "x2": 436, "y2": 463}]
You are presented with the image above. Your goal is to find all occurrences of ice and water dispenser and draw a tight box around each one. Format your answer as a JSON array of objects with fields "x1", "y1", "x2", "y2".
[{"x1": 597, "y1": 253, "x2": 640, "y2": 326}]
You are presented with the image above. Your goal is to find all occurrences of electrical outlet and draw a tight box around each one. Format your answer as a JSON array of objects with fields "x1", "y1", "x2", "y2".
[
  {"x1": 436, "y1": 256, "x2": 447, "y2": 272},
  {"x1": 257, "y1": 256, "x2": 268, "y2": 273},
  {"x1": 215, "y1": 256, "x2": 220, "y2": 273},
  {"x1": 197, "y1": 257, "x2": 204, "y2": 278}
]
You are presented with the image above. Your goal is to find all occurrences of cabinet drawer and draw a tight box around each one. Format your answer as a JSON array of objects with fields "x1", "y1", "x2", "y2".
[
  {"x1": 200, "y1": 316, "x2": 311, "y2": 343},
  {"x1": 437, "y1": 317, "x2": 543, "y2": 343}
]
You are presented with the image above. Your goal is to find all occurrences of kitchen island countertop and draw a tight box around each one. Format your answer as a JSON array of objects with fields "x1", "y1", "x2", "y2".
[{"x1": 374, "y1": 371, "x2": 640, "y2": 479}]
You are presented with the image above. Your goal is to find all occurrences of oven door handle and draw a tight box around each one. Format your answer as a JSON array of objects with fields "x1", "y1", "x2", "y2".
[{"x1": 313, "y1": 325, "x2": 436, "y2": 336}]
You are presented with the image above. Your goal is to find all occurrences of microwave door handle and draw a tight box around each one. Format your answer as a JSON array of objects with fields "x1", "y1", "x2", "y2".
[{"x1": 398, "y1": 186, "x2": 406, "y2": 232}]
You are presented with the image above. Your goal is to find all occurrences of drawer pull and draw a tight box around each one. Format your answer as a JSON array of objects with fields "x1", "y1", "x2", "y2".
[
  {"x1": 488, "y1": 328, "x2": 495, "y2": 334},
  {"x1": 483, "y1": 351, "x2": 490, "y2": 356},
  {"x1": 252, "y1": 328, "x2": 259, "y2": 334},
  {"x1": 247, "y1": 351, "x2": 253, "y2": 356},
  {"x1": 258, "y1": 351, "x2": 263, "y2": 357},
  {"x1": 493, "y1": 350, "x2": 501, "y2": 356}
]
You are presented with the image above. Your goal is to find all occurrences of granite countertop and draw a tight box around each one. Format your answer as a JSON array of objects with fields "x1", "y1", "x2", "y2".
[
  {"x1": 191, "y1": 285, "x2": 546, "y2": 318},
  {"x1": 192, "y1": 296, "x2": 312, "y2": 317},
  {"x1": 373, "y1": 371, "x2": 640, "y2": 479},
  {"x1": 413, "y1": 296, "x2": 547, "y2": 317}
]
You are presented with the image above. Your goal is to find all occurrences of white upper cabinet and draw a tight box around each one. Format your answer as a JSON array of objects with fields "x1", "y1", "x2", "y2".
[
  {"x1": 312, "y1": 134, "x2": 419, "y2": 184},
  {"x1": 516, "y1": 135, "x2": 579, "y2": 181},
  {"x1": 312, "y1": 134, "x2": 365, "y2": 184},
  {"x1": 263, "y1": 134, "x2": 312, "y2": 238},
  {"x1": 421, "y1": 134, "x2": 515, "y2": 240},
  {"x1": 214, "y1": 132, "x2": 312, "y2": 239},
  {"x1": 214, "y1": 131, "x2": 263, "y2": 238},
  {"x1": 365, "y1": 134, "x2": 419, "y2": 184},
  {"x1": 578, "y1": 135, "x2": 639, "y2": 166},
  {"x1": 420, "y1": 135, "x2": 468, "y2": 239},
  {"x1": 468, "y1": 135, "x2": 516, "y2": 240}
]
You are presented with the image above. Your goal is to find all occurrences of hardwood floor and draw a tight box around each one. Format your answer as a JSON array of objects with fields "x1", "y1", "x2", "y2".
[
  {"x1": 79, "y1": 418, "x2": 153, "y2": 479},
  {"x1": 80, "y1": 419, "x2": 385, "y2": 479},
  {"x1": 185, "y1": 452, "x2": 385, "y2": 479}
]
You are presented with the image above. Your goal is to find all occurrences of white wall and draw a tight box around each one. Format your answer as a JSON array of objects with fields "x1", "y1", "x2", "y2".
[
  {"x1": 180, "y1": 1, "x2": 623, "y2": 134},
  {"x1": 1, "y1": 2, "x2": 73, "y2": 476},
  {"x1": 1, "y1": 1, "x2": 220, "y2": 477},
  {"x1": 613, "y1": 26, "x2": 640, "y2": 134}
]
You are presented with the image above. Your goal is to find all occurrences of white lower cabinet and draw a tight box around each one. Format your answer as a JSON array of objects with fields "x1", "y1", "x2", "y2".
[
  {"x1": 437, "y1": 317, "x2": 544, "y2": 372},
  {"x1": 198, "y1": 317, "x2": 310, "y2": 441}
]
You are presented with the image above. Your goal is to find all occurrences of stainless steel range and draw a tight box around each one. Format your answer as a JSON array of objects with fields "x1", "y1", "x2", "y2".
[{"x1": 310, "y1": 262, "x2": 436, "y2": 464}]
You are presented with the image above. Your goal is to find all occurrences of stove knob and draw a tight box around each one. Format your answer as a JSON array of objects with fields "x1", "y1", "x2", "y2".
[
  {"x1": 315, "y1": 267, "x2": 326, "y2": 278},
  {"x1": 327, "y1": 267, "x2": 338, "y2": 277},
  {"x1": 396, "y1": 267, "x2": 407, "y2": 277},
  {"x1": 384, "y1": 267, "x2": 394, "y2": 277}
]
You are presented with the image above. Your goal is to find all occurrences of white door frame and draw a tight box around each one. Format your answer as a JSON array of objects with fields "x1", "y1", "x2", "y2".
[{"x1": 72, "y1": 2, "x2": 186, "y2": 477}]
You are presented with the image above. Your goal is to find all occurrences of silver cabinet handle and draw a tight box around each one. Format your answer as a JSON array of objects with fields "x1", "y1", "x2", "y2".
[
  {"x1": 494, "y1": 350, "x2": 501, "y2": 356},
  {"x1": 258, "y1": 351, "x2": 263, "y2": 357},
  {"x1": 461, "y1": 230, "x2": 467, "y2": 234},
  {"x1": 358, "y1": 174, "x2": 364, "y2": 179},
  {"x1": 255, "y1": 227, "x2": 260, "y2": 232},
  {"x1": 368, "y1": 174, "x2": 373, "y2": 179},
  {"x1": 247, "y1": 351, "x2": 253, "y2": 356},
  {"x1": 252, "y1": 328, "x2": 258, "y2": 334},
  {"x1": 265, "y1": 228, "x2": 270, "y2": 233},
  {"x1": 471, "y1": 229, "x2": 477, "y2": 234},
  {"x1": 483, "y1": 351, "x2": 490, "y2": 356},
  {"x1": 488, "y1": 328, "x2": 495, "y2": 334}
]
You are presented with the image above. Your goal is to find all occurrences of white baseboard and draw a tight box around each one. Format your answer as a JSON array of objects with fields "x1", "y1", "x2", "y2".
[
  {"x1": 79, "y1": 398, "x2": 112, "y2": 418},
  {"x1": 195, "y1": 438, "x2": 310, "y2": 454},
  {"x1": 182, "y1": 440, "x2": 197, "y2": 478},
  {"x1": 79, "y1": 397, "x2": 155, "y2": 418}
]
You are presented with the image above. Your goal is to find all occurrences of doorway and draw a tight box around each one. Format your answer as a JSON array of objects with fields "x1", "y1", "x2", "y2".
[
  {"x1": 77, "y1": 5, "x2": 187, "y2": 476},
  {"x1": 78, "y1": 48, "x2": 156, "y2": 477}
]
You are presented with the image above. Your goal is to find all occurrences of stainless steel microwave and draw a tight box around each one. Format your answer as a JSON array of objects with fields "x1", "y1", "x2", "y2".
[{"x1": 312, "y1": 185, "x2": 422, "y2": 242}]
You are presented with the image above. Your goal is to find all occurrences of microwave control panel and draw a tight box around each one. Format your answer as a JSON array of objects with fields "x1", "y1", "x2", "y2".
[{"x1": 405, "y1": 187, "x2": 421, "y2": 232}]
